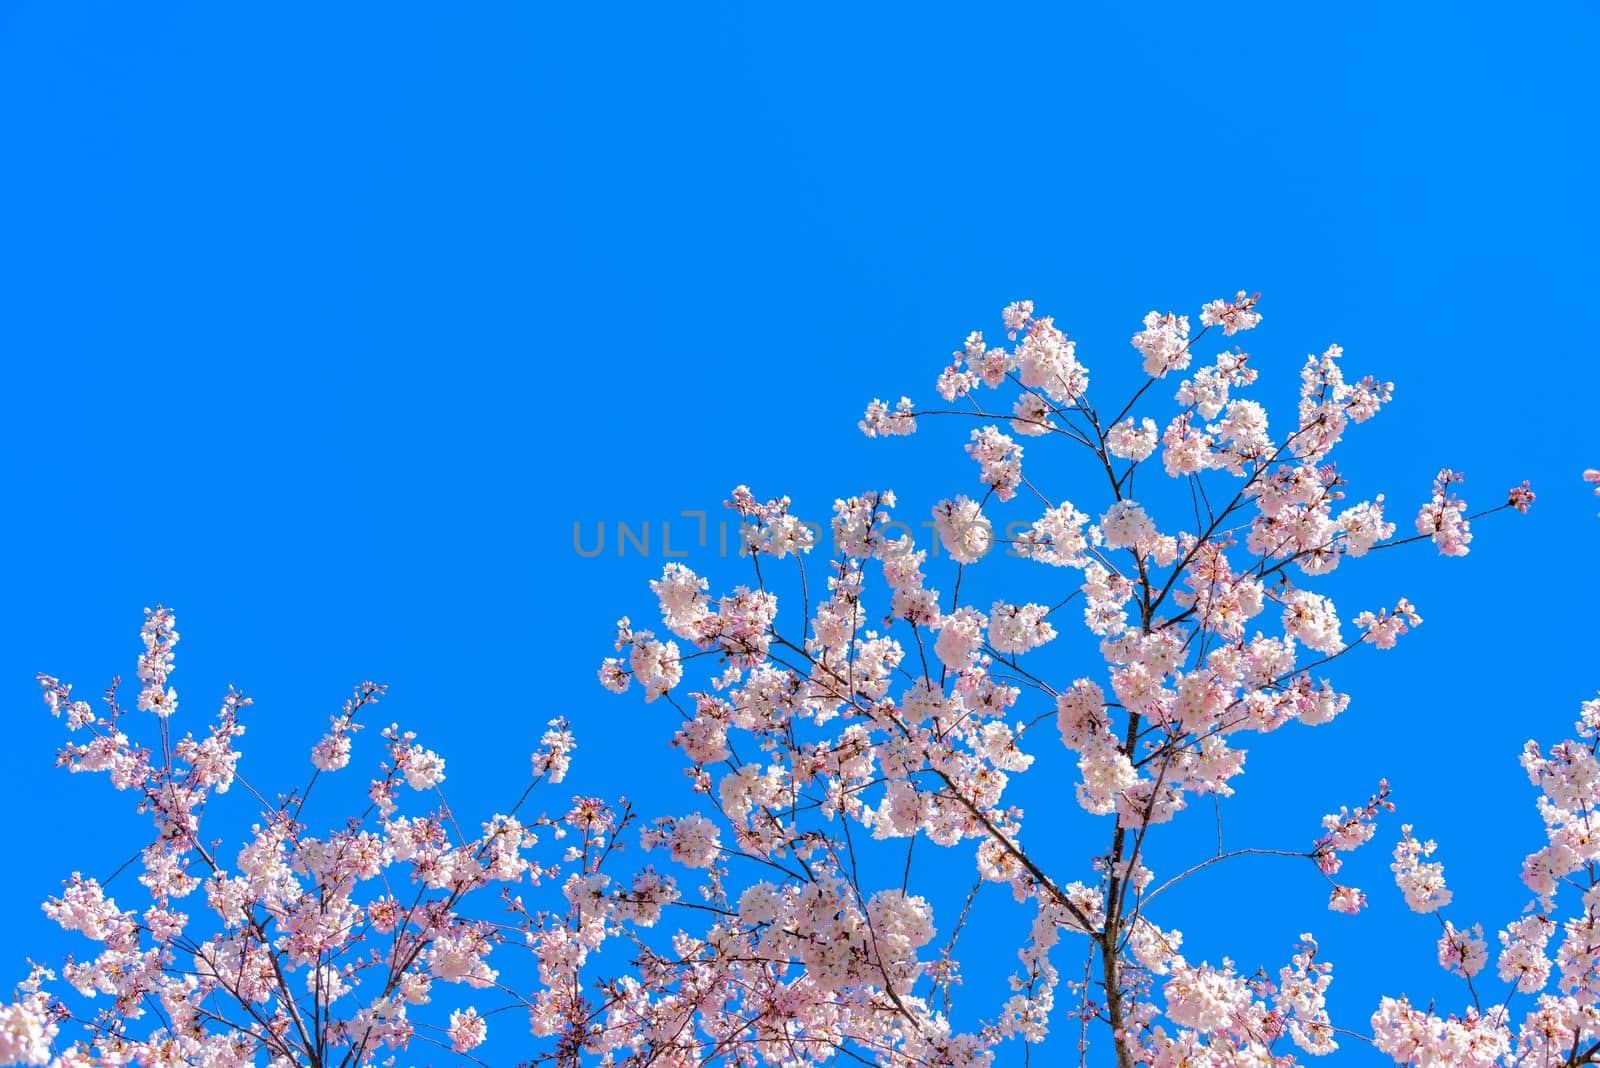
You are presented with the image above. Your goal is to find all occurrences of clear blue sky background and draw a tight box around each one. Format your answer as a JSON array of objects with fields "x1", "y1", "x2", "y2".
[{"x1": 1, "y1": 3, "x2": 1597, "y2": 1063}]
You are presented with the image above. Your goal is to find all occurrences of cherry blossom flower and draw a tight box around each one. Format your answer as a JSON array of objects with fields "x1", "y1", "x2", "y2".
[
  {"x1": 966, "y1": 426, "x2": 1024, "y2": 501},
  {"x1": 1416, "y1": 468, "x2": 1473, "y2": 556},
  {"x1": 1106, "y1": 416, "x2": 1159, "y2": 461},
  {"x1": 447, "y1": 1006, "x2": 487, "y2": 1052},
  {"x1": 1392, "y1": 824, "x2": 1453, "y2": 913},
  {"x1": 1131, "y1": 310, "x2": 1193, "y2": 378},
  {"x1": 859, "y1": 395, "x2": 917, "y2": 437},
  {"x1": 1328, "y1": 885, "x2": 1368, "y2": 914},
  {"x1": 1438, "y1": 921, "x2": 1488, "y2": 978},
  {"x1": 1199, "y1": 290, "x2": 1263, "y2": 335}
]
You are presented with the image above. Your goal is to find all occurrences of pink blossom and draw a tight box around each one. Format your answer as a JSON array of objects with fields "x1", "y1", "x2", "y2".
[
  {"x1": 987, "y1": 602, "x2": 1056, "y2": 656},
  {"x1": 859, "y1": 395, "x2": 917, "y2": 437},
  {"x1": 1001, "y1": 300, "x2": 1033, "y2": 336},
  {"x1": 1106, "y1": 416, "x2": 1159, "y2": 461},
  {"x1": 966, "y1": 426, "x2": 1024, "y2": 501},
  {"x1": 1015, "y1": 315, "x2": 1089, "y2": 403},
  {"x1": 931, "y1": 495, "x2": 993, "y2": 563},
  {"x1": 1439, "y1": 921, "x2": 1488, "y2": 978},
  {"x1": 1416, "y1": 467, "x2": 1473, "y2": 556},
  {"x1": 665, "y1": 813, "x2": 720, "y2": 869},
  {"x1": 447, "y1": 1006, "x2": 487, "y2": 1052},
  {"x1": 1131, "y1": 310, "x2": 1193, "y2": 378},
  {"x1": 1392, "y1": 824, "x2": 1453, "y2": 912},
  {"x1": 1328, "y1": 885, "x2": 1368, "y2": 914},
  {"x1": 399, "y1": 744, "x2": 446, "y2": 791},
  {"x1": 1199, "y1": 290, "x2": 1263, "y2": 335}
]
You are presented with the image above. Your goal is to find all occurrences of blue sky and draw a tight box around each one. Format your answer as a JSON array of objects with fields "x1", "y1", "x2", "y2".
[{"x1": 1, "y1": 3, "x2": 1597, "y2": 1063}]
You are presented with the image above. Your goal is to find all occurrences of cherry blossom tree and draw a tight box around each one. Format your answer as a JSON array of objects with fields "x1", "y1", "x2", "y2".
[
  {"x1": 7, "y1": 291, "x2": 1597, "y2": 1068},
  {"x1": 3, "y1": 612, "x2": 685, "y2": 1067},
  {"x1": 1357, "y1": 687, "x2": 1600, "y2": 1066},
  {"x1": 595, "y1": 293, "x2": 1561, "y2": 1067}
]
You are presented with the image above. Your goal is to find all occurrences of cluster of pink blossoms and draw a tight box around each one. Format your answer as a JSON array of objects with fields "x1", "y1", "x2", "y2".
[
  {"x1": 596, "y1": 292, "x2": 1549, "y2": 1066},
  {"x1": 1360, "y1": 691, "x2": 1600, "y2": 1064},
  {"x1": 5, "y1": 613, "x2": 713, "y2": 1067}
]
